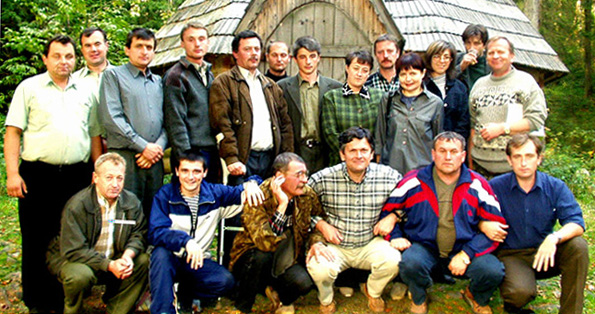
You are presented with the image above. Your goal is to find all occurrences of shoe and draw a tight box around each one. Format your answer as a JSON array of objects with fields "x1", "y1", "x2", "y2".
[
  {"x1": 265, "y1": 286, "x2": 281, "y2": 311},
  {"x1": 275, "y1": 304, "x2": 295, "y2": 314},
  {"x1": 319, "y1": 301, "x2": 336, "y2": 314},
  {"x1": 410, "y1": 300, "x2": 428, "y2": 314},
  {"x1": 504, "y1": 303, "x2": 535, "y2": 314},
  {"x1": 461, "y1": 287, "x2": 493, "y2": 314},
  {"x1": 390, "y1": 282, "x2": 408, "y2": 300},
  {"x1": 338, "y1": 286, "x2": 354, "y2": 297},
  {"x1": 360, "y1": 282, "x2": 385, "y2": 312}
]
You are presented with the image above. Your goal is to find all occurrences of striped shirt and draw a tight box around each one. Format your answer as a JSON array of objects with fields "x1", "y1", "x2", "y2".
[
  {"x1": 182, "y1": 192, "x2": 200, "y2": 237},
  {"x1": 308, "y1": 163, "x2": 402, "y2": 248}
]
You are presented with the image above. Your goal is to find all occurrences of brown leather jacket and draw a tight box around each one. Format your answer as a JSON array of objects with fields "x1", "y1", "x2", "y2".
[
  {"x1": 229, "y1": 177, "x2": 326, "y2": 271},
  {"x1": 209, "y1": 66, "x2": 294, "y2": 166}
]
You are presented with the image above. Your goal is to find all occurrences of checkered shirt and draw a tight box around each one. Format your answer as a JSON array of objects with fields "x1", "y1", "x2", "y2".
[
  {"x1": 94, "y1": 191, "x2": 117, "y2": 258},
  {"x1": 308, "y1": 163, "x2": 402, "y2": 248},
  {"x1": 365, "y1": 71, "x2": 399, "y2": 94}
]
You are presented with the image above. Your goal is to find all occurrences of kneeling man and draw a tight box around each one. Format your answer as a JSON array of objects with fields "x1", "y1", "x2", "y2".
[
  {"x1": 487, "y1": 134, "x2": 588, "y2": 314},
  {"x1": 47, "y1": 152, "x2": 149, "y2": 314},
  {"x1": 376, "y1": 131, "x2": 505, "y2": 314},
  {"x1": 149, "y1": 152, "x2": 263, "y2": 314}
]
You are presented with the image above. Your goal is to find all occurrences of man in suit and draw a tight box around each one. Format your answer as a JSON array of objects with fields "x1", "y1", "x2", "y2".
[{"x1": 278, "y1": 36, "x2": 342, "y2": 173}]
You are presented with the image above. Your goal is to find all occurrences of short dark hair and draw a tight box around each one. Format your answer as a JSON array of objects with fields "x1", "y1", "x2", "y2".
[
  {"x1": 44, "y1": 35, "x2": 76, "y2": 56},
  {"x1": 180, "y1": 22, "x2": 208, "y2": 41},
  {"x1": 339, "y1": 127, "x2": 374, "y2": 153},
  {"x1": 266, "y1": 40, "x2": 289, "y2": 55},
  {"x1": 486, "y1": 36, "x2": 515, "y2": 54},
  {"x1": 424, "y1": 40, "x2": 457, "y2": 80},
  {"x1": 506, "y1": 134, "x2": 544, "y2": 156},
  {"x1": 395, "y1": 52, "x2": 424, "y2": 75},
  {"x1": 292, "y1": 36, "x2": 321, "y2": 57},
  {"x1": 177, "y1": 152, "x2": 208, "y2": 171},
  {"x1": 80, "y1": 27, "x2": 107, "y2": 44},
  {"x1": 272, "y1": 152, "x2": 306, "y2": 173},
  {"x1": 462, "y1": 24, "x2": 489, "y2": 45},
  {"x1": 433, "y1": 131, "x2": 466, "y2": 151},
  {"x1": 232, "y1": 30, "x2": 262, "y2": 53},
  {"x1": 345, "y1": 50, "x2": 374, "y2": 69},
  {"x1": 126, "y1": 28, "x2": 157, "y2": 49},
  {"x1": 373, "y1": 34, "x2": 401, "y2": 54}
]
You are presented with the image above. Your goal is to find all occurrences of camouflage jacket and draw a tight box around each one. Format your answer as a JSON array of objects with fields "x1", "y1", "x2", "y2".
[{"x1": 229, "y1": 177, "x2": 326, "y2": 271}]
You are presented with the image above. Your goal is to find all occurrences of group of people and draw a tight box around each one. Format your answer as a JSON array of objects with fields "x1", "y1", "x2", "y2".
[{"x1": 3, "y1": 19, "x2": 587, "y2": 314}]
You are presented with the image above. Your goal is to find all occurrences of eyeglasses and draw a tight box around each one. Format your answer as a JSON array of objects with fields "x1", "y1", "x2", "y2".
[
  {"x1": 289, "y1": 170, "x2": 309, "y2": 179},
  {"x1": 432, "y1": 54, "x2": 452, "y2": 62}
]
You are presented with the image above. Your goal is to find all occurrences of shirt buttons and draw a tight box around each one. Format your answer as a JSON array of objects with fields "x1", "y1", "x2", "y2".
[{"x1": 402, "y1": 141, "x2": 407, "y2": 145}]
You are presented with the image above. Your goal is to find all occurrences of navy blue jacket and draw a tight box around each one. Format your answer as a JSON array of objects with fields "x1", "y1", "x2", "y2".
[{"x1": 425, "y1": 77, "x2": 470, "y2": 140}]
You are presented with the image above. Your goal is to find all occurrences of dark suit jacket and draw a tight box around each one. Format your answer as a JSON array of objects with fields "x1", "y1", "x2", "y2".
[{"x1": 278, "y1": 75, "x2": 342, "y2": 172}]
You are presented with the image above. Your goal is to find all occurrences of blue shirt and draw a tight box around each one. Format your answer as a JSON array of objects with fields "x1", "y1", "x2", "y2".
[{"x1": 489, "y1": 171, "x2": 585, "y2": 250}]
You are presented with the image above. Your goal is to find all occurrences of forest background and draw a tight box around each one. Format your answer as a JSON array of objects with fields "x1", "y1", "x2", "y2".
[{"x1": 0, "y1": 0, "x2": 594, "y2": 313}]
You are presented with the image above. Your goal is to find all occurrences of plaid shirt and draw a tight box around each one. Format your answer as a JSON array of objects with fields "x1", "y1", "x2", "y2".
[
  {"x1": 365, "y1": 71, "x2": 399, "y2": 94},
  {"x1": 94, "y1": 191, "x2": 118, "y2": 258},
  {"x1": 308, "y1": 162, "x2": 402, "y2": 248},
  {"x1": 321, "y1": 84, "x2": 384, "y2": 165}
]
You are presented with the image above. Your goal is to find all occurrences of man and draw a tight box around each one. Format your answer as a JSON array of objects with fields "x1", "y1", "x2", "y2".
[
  {"x1": 230, "y1": 152, "x2": 326, "y2": 314},
  {"x1": 47, "y1": 153, "x2": 148, "y2": 314},
  {"x1": 265, "y1": 41, "x2": 291, "y2": 82},
  {"x1": 73, "y1": 27, "x2": 112, "y2": 161},
  {"x1": 487, "y1": 134, "x2": 588, "y2": 314},
  {"x1": 469, "y1": 36, "x2": 548, "y2": 179},
  {"x1": 365, "y1": 34, "x2": 401, "y2": 94},
  {"x1": 455, "y1": 24, "x2": 491, "y2": 89},
  {"x1": 307, "y1": 127, "x2": 402, "y2": 313},
  {"x1": 209, "y1": 29, "x2": 293, "y2": 186},
  {"x1": 149, "y1": 152, "x2": 263, "y2": 314},
  {"x1": 99, "y1": 28, "x2": 166, "y2": 217},
  {"x1": 163, "y1": 22, "x2": 222, "y2": 183},
  {"x1": 278, "y1": 36, "x2": 342, "y2": 173},
  {"x1": 4, "y1": 35, "x2": 97, "y2": 312},
  {"x1": 377, "y1": 131, "x2": 506, "y2": 314}
]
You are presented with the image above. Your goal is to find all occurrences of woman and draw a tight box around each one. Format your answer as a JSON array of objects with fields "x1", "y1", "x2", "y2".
[
  {"x1": 321, "y1": 50, "x2": 384, "y2": 165},
  {"x1": 376, "y1": 52, "x2": 443, "y2": 175},
  {"x1": 424, "y1": 40, "x2": 470, "y2": 140}
]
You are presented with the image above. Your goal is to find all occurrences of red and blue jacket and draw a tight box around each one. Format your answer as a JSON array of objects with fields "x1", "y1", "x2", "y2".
[{"x1": 381, "y1": 163, "x2": 506, "y2": 260}]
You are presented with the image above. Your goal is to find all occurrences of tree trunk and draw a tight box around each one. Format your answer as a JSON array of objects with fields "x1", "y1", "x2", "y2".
[
  {"x1": 524, "y1": 0, "x2": 541, "y2": 29},
  {"x1": 583, "y1": 0, "x2": 593, "y2": 97}
]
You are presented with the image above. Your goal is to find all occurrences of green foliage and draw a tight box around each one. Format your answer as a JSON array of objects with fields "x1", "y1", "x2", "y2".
[{"x1": 0, "y1": 0, "x2": 184, "y2": 113}]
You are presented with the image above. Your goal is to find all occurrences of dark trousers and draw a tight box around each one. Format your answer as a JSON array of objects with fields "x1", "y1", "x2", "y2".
[
  {"x1": 150, "y1": 247, "x2": 234, "y2": 314},
  {"x1": 232, "y1": 249, "x2": 313, "y2": 313},
  {"x1": 170, "y1": 146, "x2": 223, "y2": 184},
  {"x1": 19, "y1": 160, "x2": 91, "y2": 311},
  {"x1": 400, "y1": 243, "x2": 504, "y2": 306},
  {"x1": 297, "y1": 142, "x2": 327, "y2": 174},
  {"x1": 110, "y1": 149, "x2": 163, "y2": 218},
  {"x1": 497, "y1": 237, "x2": 589, "y2": 314}
]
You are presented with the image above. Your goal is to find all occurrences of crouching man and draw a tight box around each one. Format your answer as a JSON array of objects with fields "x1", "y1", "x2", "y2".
[
  {"x1": 376, "y1": 132, "x2": 506, "y2": 314},
  {"x1": 47, "y1": 152, "x2": 149, "y2": 314},
  {"x1": 148, "y1": 152, "x2": 263, "y2": 314}
]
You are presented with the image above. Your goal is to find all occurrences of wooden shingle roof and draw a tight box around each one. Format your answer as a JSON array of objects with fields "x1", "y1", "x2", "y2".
[{"x1": 385, "y1": 0, "x2": 568, "y2": 74}]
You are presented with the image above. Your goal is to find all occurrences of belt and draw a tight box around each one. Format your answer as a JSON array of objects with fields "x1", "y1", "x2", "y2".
[{"x1": 302, "y1": 138, "x2": 321, "y2": 148}]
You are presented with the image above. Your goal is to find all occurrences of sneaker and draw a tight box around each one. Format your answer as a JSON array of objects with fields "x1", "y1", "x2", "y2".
[
  {"x1": 275, "y1": 304, "x2": 295, "y2": 314},
  {"x1": 265, "y1": 286, "x2": 281, "y2": 311},
  {"x1": 360, "y1": 283, "x2": 385, "y2": 312},
  {"x1": 338, "y1": 286, "x2": 354, "y2": 297},
  {"x1": 319, "y1": 301, "x2": 336, "y2": 314},
  {"x1": 390, "y1": 282, "x2": 408, "y2": 300},
  {"x1": 461, "y1": 287, "x2": 493, "y2": 314},
  {"x1": 410, "y1": 300, "x2": 428, "y2": 314}
]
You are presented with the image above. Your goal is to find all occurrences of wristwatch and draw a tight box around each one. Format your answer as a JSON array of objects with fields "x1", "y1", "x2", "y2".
[
  {"x1": 503, "y1": 123, "x2": 511, "y2": 135},
  {"x1": 552, "y1": 231, "x2": 562, "y2": 244}
]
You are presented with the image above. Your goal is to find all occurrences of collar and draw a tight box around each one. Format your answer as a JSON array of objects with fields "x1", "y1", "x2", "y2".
[
  {"x1": 42, "y1": 72, "x2": 77, "y2": 90},
  {"x1": 170, "y1": 180, "x2": 215, "y2": 205},
  {"x1": 417, "y1": 162, "x2": 472, "y2": 188},
  {"x1": 509, "y1": 170, "x2": 543, "y2": 193},
  {"x1": 340, "y1": 162, "x2": 371, "y2": 183},
  {"x1": 342, "y1": 82, "x2": 370, "y2": 99},
  {"x1": 79, "y1": 60, "x2": 112, "y2": 77},
  {"x1": 298, "y1": 74, "x2": 319, "y2": 87},
  {"x1": 238, "y1": 65, "x2": 261, "y2": 81},
  {"x1": 490, "y1": 66, "x2": 516, "y2": 81},
  {"x1": 95, "y1": 186, "x2": 119, "y2": 211},
  {"x1": 125, "y1": 62, "x2": 155, "y2": 81}
]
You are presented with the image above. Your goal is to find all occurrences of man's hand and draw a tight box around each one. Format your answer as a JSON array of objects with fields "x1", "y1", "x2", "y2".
[
  {"x1": 533, "y1": 234, "x2": 558, "y2": 272},
  {"x1": 315, "y1": 220, "x2": 343, "y2": 245},
  {"x1": 306, "y1": 242, "x2": 335, "y2": 263},
  {"x1": 449, "y1": 251, "x2": 470, "y2": 276},
  {"x1": 186, "y1": 241, "x2": 203, "y2": 270},
  {"x1": 6, "y1": 173, "x2": 27, "y2": 198},
  {"x1": 242, "y1": 180, "x2": 264, "y2": 207},
  {"x1": 480, "y1": 123, "x2": 505, "y2": 141},
  {"x1": 135, "y1": 154, "x2": 153, "y2": 169},
  {"x1": 459, "y1": 50, "x2": 478, "y2": 72},
  {"x1": 389, "y1": 238, "x2": 411, "y2": 251},
  {"x1": 479, "y1": 221, "x2": 509, "y2": 242},
  {"x1": 271, "y1": 176, "x2": 288, "y2": 210},
  {"x1": 227, "y1": 162, "x2": 246, "y2": 176},
  {"x1": 373, "y1": 213, "x2": 398, "y2": 236},
  {"x1": 108, "y1": 258, "x2": 134, "y2": 279},
  {"x1": 142, "y1": 143, "x2": 164, "y2": 163}
]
